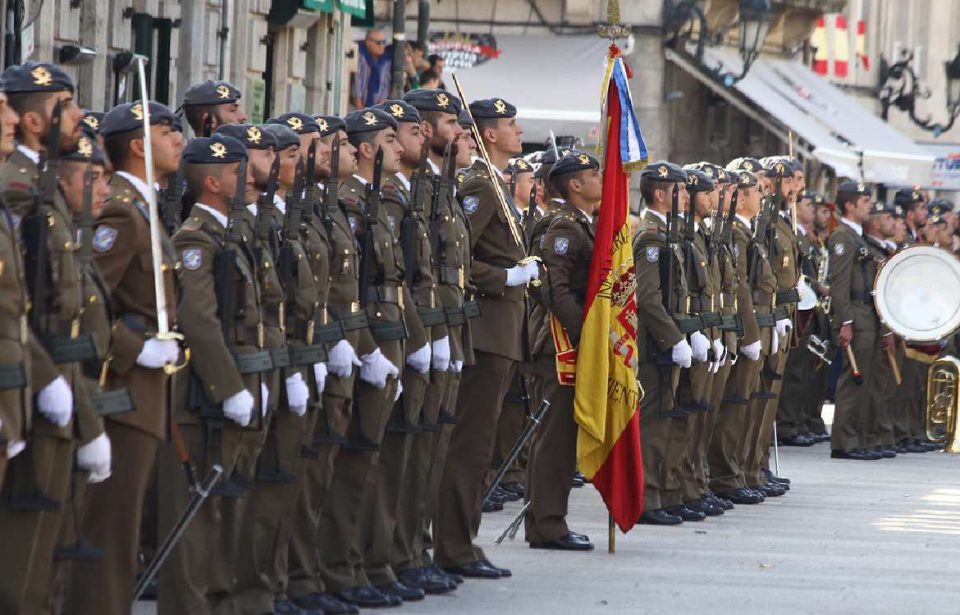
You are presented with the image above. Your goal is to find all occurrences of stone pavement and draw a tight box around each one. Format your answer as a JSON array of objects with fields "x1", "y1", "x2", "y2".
[{"x1": 136, "y1": 416, "x2": 960, "y2": 615}]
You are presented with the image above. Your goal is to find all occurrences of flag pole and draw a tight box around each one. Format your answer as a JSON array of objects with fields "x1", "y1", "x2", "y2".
[{"x1": 608, "y1": 514, "x2": 616, "y2": 554}]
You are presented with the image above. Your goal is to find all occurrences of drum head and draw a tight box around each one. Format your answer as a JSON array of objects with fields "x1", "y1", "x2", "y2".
[
  {"x1": 797, "y1": 277, "x2": 817, "y2": 310},
  {"x1": 874, "y1": 246, "x2": 960, "y2": 342}
]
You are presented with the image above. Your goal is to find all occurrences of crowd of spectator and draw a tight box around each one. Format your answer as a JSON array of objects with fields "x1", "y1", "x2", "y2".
[{"x1": 352, "y1": 27, "x2": 447, "y2": 110}]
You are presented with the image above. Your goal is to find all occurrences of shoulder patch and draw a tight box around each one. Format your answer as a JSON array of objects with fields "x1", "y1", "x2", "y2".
[
  {"x1": 646, "y1": 246, "x2": 659, "y2": 262},
  {"x1": 181, "y1": 248, "x2": 202, "y2": 271},
  {"x1": 462, "y1": 195, "x2": 480, "y2": 215},
  {"x1": 734, "y1": 244, "x2": 740, "y2": 259},
  {"x1": 834, "y1": 242, "x2": 845, "y2": 256},
  {"x1": 93, "y1": 226, "x2": 118, "y2": 252},
  {"x1": 348, "y1": 216, "x2": 358, "y2": 232},
  {"x1": 554, "y1": 236, "x2": 570, "y2": 255},
  {"x1": 387, "y1": 214, "x2": 396, "y2": 232}
]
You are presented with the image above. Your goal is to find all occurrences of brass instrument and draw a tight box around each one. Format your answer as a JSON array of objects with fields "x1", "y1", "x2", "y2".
[
  {"x1": 926, "y1": 356, "x2": 960, "y2": 453},
  {"x1": 816, "y1": 243, "x2": 831, "y2": 314}
]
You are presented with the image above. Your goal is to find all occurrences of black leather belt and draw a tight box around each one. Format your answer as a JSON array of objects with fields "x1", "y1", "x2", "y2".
[
  {"x1": 417, "y1": 306, "x2": 447, "y2": 327},
  {"x1": 291, "y1": 344, "x2": 328, "y2": 366},
  {"x1": 269, "y1": 348, "x2": 291, "y2": 369},
  {"x1": 776, "y1": 288, "x2": 800, "y2": 304},
  {"x1": 313, "y1": 322, "x2": 346, "y2": 344},
  {"x1": 92, "y1": 388, "x2": 134, "y2": 417},
  {"x1": 370, "y1": 319, "x2": 407, "y2": 342},
  {"x1": 755, "y1": 313, "x2": 776, "y2": 327},
  {"x1": 464, "y1": 300, "x2": 482, "y2": 319},
  {"x1": 850, "y1": 290, "x2": 874, "y2": 304},
  {"x1": 0, "y1": 362, "x2": 26, "y2": 390},
  {"x1": 233, "y1": 350, "x2": 274, "y2": 374},
  {"x1": 46, "y1": 334, "x2": 97, "y2": 364},
  {"x1": 773, "y1": 305, "x2": 789, "y2": 320},
  {"x1": 699, "y1": 312, "x2": 723, "y2": 327},
  {"x1": 676, "y1": 316, "x2": 703, "y2": 334},
  {"x1": 338, "y1": 313, "x2": 369, "y2": 332},
  {"x1": 367, "y1": 284, "x2": 401, "y2": 304},
  {"x1": 445, "y1": 307, "x2": 466, "y2": 326}
]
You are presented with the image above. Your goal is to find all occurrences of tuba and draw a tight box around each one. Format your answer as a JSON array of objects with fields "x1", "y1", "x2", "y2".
[{"x1": 926, "y1": 357, "x2": 960, "y2": 453}]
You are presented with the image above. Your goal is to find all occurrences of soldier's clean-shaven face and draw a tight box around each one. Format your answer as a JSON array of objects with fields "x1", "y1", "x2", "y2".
[{"x1": 0, "y1": 92, "x2": 19, "y2": 158}]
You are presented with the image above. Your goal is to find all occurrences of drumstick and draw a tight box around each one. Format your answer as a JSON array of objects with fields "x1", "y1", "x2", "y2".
[
  {"x1": 845, "y1": 345, "x2": 863, "y2": 385},
  {"x1": 886, "y1": 347, "x2": 902, "y2": 385}
]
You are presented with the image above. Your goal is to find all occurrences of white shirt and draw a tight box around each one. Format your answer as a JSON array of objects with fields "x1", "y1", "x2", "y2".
[
  {"x1": 116, "y1": 171, "x2": 155, "y2": 203},
  {"x1": 427, "y1": 159, "x2": 440, "y2": 175},
  {"x1": 736, "y1": 213, "x2": 753, "y2": 229},
  {"x1": 17, "y1": 144, "x2": 40, "y2": 164},
  {"x1": 798, "y1": 224, "x2": 808, "y2": 236},
  {"x1": 353, "y1": 174, "x2": 368, "y2": 187},
  {"x1": 394, "y1": 171, "x2": 411, "y2": 192},
  {"x1": 840, "y1": 217, "x2": 863, "y2": 236},
  {"x1": 273, "y1": 192, "x2": 286, "y2": 215},
  {"x1": 646, "y1": 209, "x2": 668, "y2": 225},
  {"x1": 194, "y1": 203, "x2": 229, "y2": 229}
]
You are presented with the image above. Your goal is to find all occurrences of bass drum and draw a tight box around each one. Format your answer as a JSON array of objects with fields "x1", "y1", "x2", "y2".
[
  {"x1": 797, "y1": 276, "x2": 817, "y2": 310},
  {"x1": 874, "y1": 245, "x2": 960, "y2": 342}
]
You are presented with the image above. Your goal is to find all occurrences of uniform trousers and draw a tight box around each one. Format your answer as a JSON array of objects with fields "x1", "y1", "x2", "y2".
[
  {"x1": 434, "y1": 351, "x2": 514, "y2": 567},
  {"x1": 708, "y1": 355, "x2": 762, "y2": 493},
  {"x1": 637, "y1": 362, "x2": 678, "y2": 512},
  {"x1": 831, "y1": 316, "x2": 880, "y2": 452}
]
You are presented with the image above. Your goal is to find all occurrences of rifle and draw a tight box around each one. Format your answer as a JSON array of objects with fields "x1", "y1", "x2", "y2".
[
  {"x1": 214, "y1": 158, "x2": 249, "y2": 343},
  {"x1": 255, "y1": 155, "x2": 282, "y2": 260},
  {"x1": 77, "y1": 163, "x2": 95, "y2": 269},
  {"x1": 662, "y1": 183, "x2": 680, "y2": 315},
  {"x1": 161, "y1": 159, "x2": 185, "y2": 235},
  {"x1": 357, "y1": 148, "x2": 384, "y2": 309},
  {"x1": 401, "y1": 141, "x2": 429, "y2": 289},
  {"x1": 428, "y1": 143, "x2": 451, "y2": 269},
  {"x1": 303, "y1": 139, "x2": 319, "y2": 226}
]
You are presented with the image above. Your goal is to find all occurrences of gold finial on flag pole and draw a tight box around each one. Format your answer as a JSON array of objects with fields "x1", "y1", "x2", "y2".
[{"x1": 598, "y1": 0, "x2": 630, "y2": 40}]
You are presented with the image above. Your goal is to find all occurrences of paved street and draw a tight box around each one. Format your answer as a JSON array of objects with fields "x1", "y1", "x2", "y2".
[{"x1": 137, "y1": 407, "x2": 960, "y2": 615}]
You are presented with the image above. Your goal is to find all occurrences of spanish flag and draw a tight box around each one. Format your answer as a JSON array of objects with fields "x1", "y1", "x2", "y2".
[{"x1": 574, "y1": 44, "x2": 647, "y2": 533}]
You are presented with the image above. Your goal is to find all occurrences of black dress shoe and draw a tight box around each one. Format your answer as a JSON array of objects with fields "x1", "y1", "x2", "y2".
[
  {"x1": 480, "y1": 559, "x2": 512, "y2": 577},
  {"x1": 758, "y1": 483, "x2": 785, "y2": 497},
  {"x1": 782, "y1": 433, "x2": 815, "y2": 447},
  {"x1": 495, "y1": 485, "x2": 522, "y2": 502},
  {"x1": 501, "y1": 481, "x2": 525, "y2": 497},
  {"x1": 813, "y1": 431, "x2": 831, "y2": 443},
  {"x1": 529, "y1": 531, "x2": 595, "y2": 551},
  {"x1": 571, "y1": 475, "x2": 585, "y2": 488},
  {"x1": 831, "y1": 449, "x2": 881, "y2": 460},
  {"x1": 764, "y1": 469, "x2": 791, "y2": 486},
  {"x1": 337, "y1": 586, "x2": 400, "y2": 608},
  {"x1": 377, "y1": 581, "x2": 425, "y2": 601},
  {"x1": 639, "y1": 509, "x2": 683, "y2": 525},
  {"x1": 428, "y1": 563, "x2": 462, "y2": 585},
  {"x1": 686, "y1": 499, "x2": 723, "y2": 516},
  {"x1": 718, "y1": 488, "x2": 763, "y2": 505},
  {"x1": 704, "y1": 493, "x2": 733, "y2": 511},
  {"x1": 397, "y1": 567, "x2": 455, "y2": 594},
  {"x1": 904, "y1": 441, "x2": 928, "y2": 453},
  {"x1": 295, "y1": 592, "x2": 360, "y2": 614},
  {"x1": 273, "y1": 598, "x2": 306, "y2": 614},
  {"x1": 874, "y1": 446, "x2": 896, "y2": 459},
  {"x1": 443, "y1": 560, "x2": 502, "y2": 579},
  {"x1": 482, "y1": 499, "x2": 503, "y2": 513}
]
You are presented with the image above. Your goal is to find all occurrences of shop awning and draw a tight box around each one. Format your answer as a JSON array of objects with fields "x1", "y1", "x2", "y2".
[
  {"x1": 451, "y1": 35, "x2": 610, "y2": 146},
  {"x1": 666, "y1": 46, "x2": 936, "y2": 185},
  {"x1": 922, "y1": 142, "x2": 960, "y2": 191}
]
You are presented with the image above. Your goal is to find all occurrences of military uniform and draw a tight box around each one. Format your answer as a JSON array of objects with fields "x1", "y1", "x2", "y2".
[
  {"x1": 0, "y1": 62, "x2": 85, "y2": 612},
  {"x1": 828, "y1": 183, "x2": 881, "y2": 457},
  {"x1": 524, "y1": 153, "x2": 597, "y2": 546},
  {"x1": 157, "y1": 134, "x2": 272, "y2": 615},
  {"x1": 70, "y1": 101, "x2": 181, "y2": 615},
  {"x1": 435, "y1": 97, "x2": 528, "y2": 572}
]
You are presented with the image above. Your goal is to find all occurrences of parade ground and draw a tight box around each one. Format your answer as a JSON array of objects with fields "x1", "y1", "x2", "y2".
[{"x1": 136, "y1": 406, "x2": 960, "y2": 615}]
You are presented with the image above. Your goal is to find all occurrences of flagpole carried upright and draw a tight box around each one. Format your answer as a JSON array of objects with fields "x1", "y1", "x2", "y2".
[{"x1": 572, "y1": 0, "x2": 648, "y2": 554}]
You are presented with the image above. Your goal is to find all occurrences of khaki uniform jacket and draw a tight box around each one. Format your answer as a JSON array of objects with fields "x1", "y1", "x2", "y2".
[
  {"x1": 74, "y1": 259, "x2": 110, "y2": 445},
  {"x1": 633, "y1": 210, "x2": 686, "y2": 361},
  {"x1": 0, "y1": 148, "x2": 81, "y2": 440},
  {"x1": 730, "y1": 220, "x2": 763, "y2": 348},
  {"x1": 0, "y1": 205, "x2": 39, "y2": 444},
  {"x1": 458, "y1": 159, "x2": 527, "y2": 362},
  {"x1": 533, "y1": 202, "x2": 594, "y2": 354},
  {"x1": 771, "y1": 214, "x2": 800, "y2": 320},
  {"x1": 827, "y1": 222, "x2": 878, "y2": 330},
  {"x1": 172, "y1": 206, "x2": 265, "y2": 421},
  {"x1": 424, "y1": 165, "x2": 469, "y2": 365},
  {"x1": 93, "y1": 173, "x2": 177, "y2": 440},
  {"x1": 707, "y1": 221, "x2": 740, "y2": 354},
  {"x1": 691, "y1": 224, "x2": 719, "y2": 342},
  {"x1": 339, "y1": 176, "x2": 411, "y2": 354}
]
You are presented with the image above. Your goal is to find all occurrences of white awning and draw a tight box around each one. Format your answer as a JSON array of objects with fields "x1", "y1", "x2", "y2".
[
  {"x1": 666, "y1": 46, "x2": 936, "y2": 185},
  {"x1": 450, "y1": 35, "x2": 609, "y2": 146}
]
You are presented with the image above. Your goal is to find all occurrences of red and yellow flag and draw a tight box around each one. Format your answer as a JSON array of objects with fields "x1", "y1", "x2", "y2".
[{"x1": 574, "y1": 44, "x2": 647, "y2": 533}]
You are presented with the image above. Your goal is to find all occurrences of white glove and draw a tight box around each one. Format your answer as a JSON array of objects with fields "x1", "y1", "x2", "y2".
[
  {"x1": 223, "y1": 389, "x2": 254, "y2": 426},
  {"x1": 395, "y1": 379, "x2": 403, "y2": 401},
  {"x1": 77, "y1": 433, "x2": 112, "y2": 483},
  {"x1": 37, "y1": 376, "x2": 74, "y2": 427},
  {"x1": 328, "y1": 339, "x2": 362, "y2": 379},
  {"x1": 406, "y1": 343, "x2": 431, "y2": 374},
  {"x1": 740, "y1": 340, "x2": 762, "y2": 361},
  {"x1": 261, "y1": 382, "x2": 269, "y2": 417},
  {"x1": 451, "y1": 359, "x2": 463, "y2": 373},
  {"x1": 712, "y1": 338, "x2": 725, "y2": 365},
  {"x1": 285, "y1": 372, "x2": 309, "y2": 417},
  {"x1": 431, "y1": 336, "x2": 451, "y2": 371},
  {"x1": 775, "y1": 318, "x2": 791, "y2": 338},
  {"x1": 523, "y1": 260, "x2": 540, "y2": 281},
  {"x1": 6, "y1": 440, "x2": 26, "y2": 459},
  {"x1": 135, "y1": 337, "x2": 180, "y2": 369},
  {"x1": 505, "y1": 265, "x2": 532, "y2": 287},
  {"x1": 671, "y1": 339, "x2": 693, "y2": 368},
  {"x1": 360, "y1": 348, "x2": 400, "y2": 389},
  {"x1": 771, "y1": 327, "x2": 780, "y2": 355},
  {"x1": 689, "y1": 331, "x2": 710, "y2": 363},
  {"x1": 313, "y1": 362, "x2": 328, "y2": 397}
]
